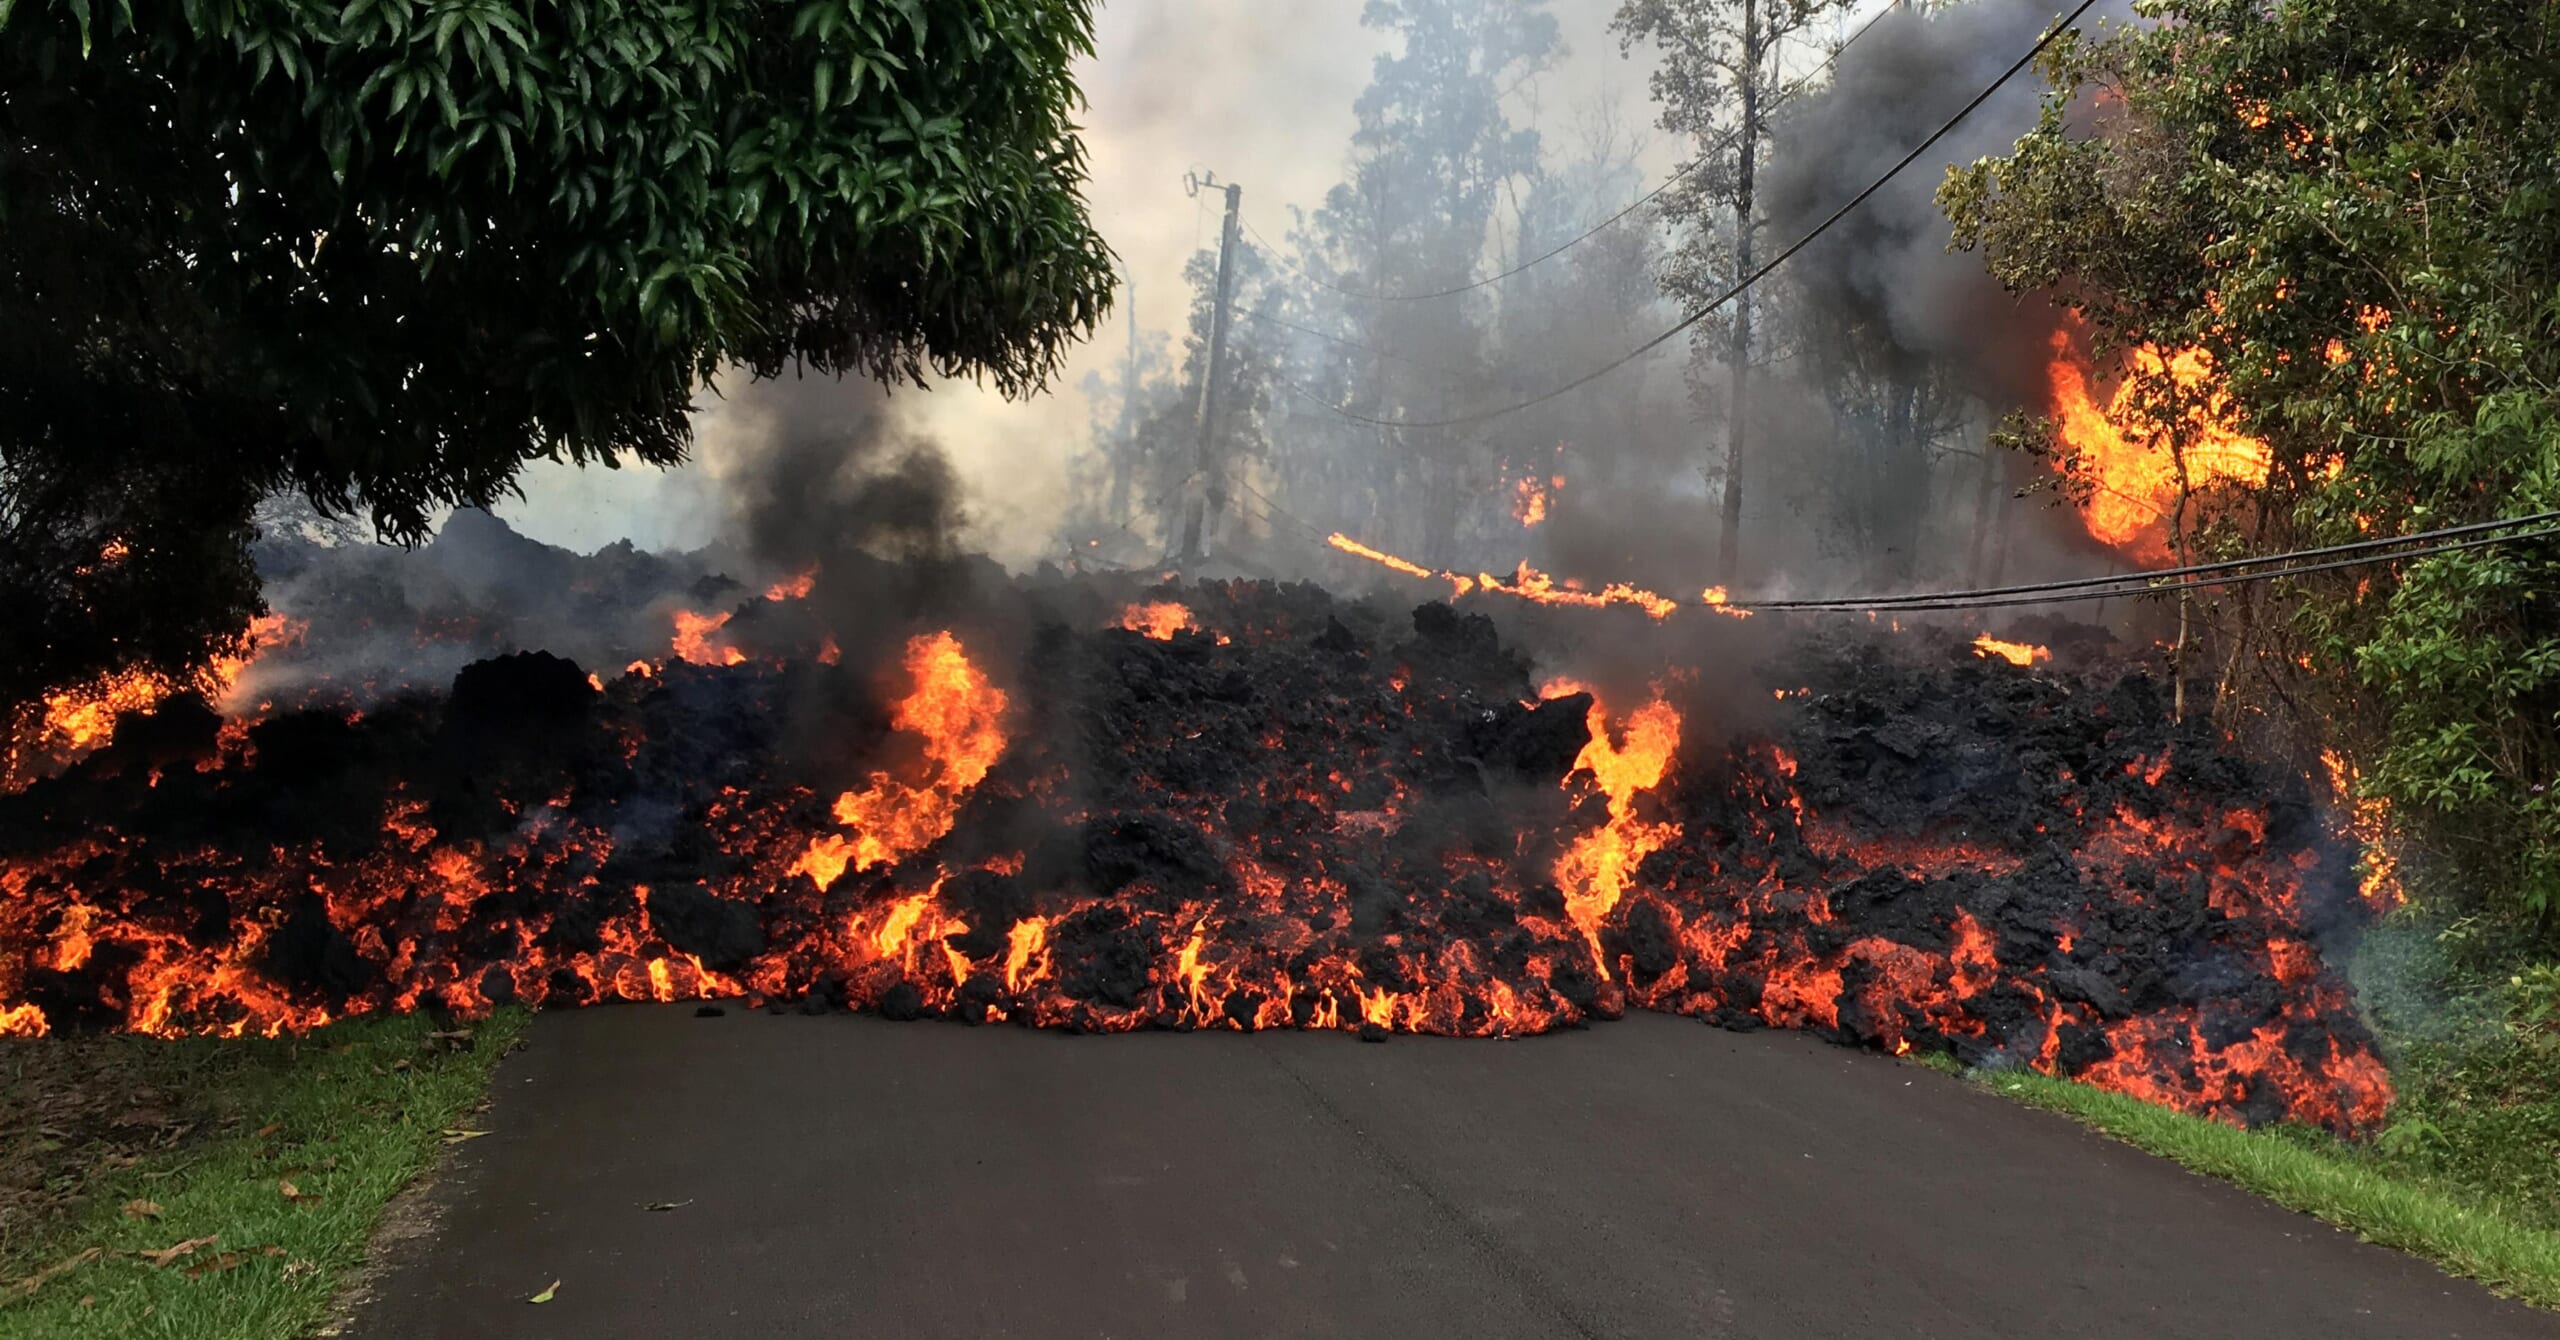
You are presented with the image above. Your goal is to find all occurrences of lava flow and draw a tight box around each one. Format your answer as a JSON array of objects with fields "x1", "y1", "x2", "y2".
[{"x1": 0, "y1": 577, "x2": 2394, "y2": 1133}]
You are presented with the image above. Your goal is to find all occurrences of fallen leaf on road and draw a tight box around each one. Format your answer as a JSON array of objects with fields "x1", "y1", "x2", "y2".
[
  {"x1": 528, "y1": 1280, "x2": 559, "y2": 1304},
  {"x1": 121, "y1": 1199, "x2": 162, "y2": 1221},
  {"x1": 138, "y1": 1235, "x2": 217, "y2": 1269},
  {"x1": 644, "y1": 1199, "x2": 692, "y2": 1212},
  {"x1": 5, "y1": 1247, "x2": 103, "y2": 1300},
  {"x1": 440, "y1": 1128, "x2": 489, "y2": 1144}
]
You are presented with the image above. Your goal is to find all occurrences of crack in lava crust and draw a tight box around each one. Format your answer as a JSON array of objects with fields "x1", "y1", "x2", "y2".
[{"x1": 0, "y1": 583, "x2": 2390, "y2": 1133}]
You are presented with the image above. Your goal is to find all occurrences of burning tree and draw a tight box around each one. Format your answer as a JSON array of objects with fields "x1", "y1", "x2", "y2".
[
  {"x1": 1941, "y1": 0, "x2": 2560, "y2": 918},
  {"x1": 0, "y1": 0, "x2": 1115, "y2": 734}
]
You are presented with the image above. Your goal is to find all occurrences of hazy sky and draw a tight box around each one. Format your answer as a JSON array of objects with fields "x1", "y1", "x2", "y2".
[{"x1": 500, "y1": 1, "x2": 1888, "y2": 561}]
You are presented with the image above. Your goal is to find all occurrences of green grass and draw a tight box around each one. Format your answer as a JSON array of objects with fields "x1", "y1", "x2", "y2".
[
  {"x1": 1939, "y1": 908, "x2": 2560, "y2": 1312},
  {"x1": 2347, "y1": 913, "x2": 2560, "y2": 1235},
  {"x1": 1969, "y1": 1064, "x2": 2560, "y2": 1309},
  {"x1": 0, "y1": 1009, "x2": 525, "y2": 1338}
]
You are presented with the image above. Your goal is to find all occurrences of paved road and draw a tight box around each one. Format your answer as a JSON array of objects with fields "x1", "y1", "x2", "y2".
[{"x1": 349, "y1": 1007, "x2": 2552, "y2": 1339}]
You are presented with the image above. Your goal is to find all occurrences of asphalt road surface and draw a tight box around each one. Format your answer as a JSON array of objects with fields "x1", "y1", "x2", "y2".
[{"x1": 348, "y1": 1006, "x2": 2554, "y2": 1339}]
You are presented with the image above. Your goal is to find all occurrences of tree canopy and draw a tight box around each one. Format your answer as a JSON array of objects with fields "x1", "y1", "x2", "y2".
[
  {"x1": 1, "y1": 0, "x2": 1115, "y2": 712},
  {"x1": 1942, "y1": 0, "x2": 2560, "y2": 916}
]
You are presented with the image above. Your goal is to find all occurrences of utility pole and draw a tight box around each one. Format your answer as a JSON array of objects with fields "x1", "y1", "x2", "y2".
[
  {"x1": 1107, "y1": 270, "x2": 1136, "y2": 526},
  {"x1": 1178, "y1": 172, "x2": 1243, "y2": 565}
]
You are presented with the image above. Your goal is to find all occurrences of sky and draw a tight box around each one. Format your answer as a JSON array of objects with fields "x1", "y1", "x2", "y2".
[{"x1": 498, "y1": 1, "x2": 1890, "y2": 562}]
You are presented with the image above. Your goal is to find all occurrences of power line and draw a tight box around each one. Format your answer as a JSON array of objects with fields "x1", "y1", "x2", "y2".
[
  {"x1": 1237, "y1": 306, "x2": 1489, "y2": 386},
  {"x1": 1291, "y1": 0, "x2": 2099, "y2": 431},
  {"x1": 1749, "y1": 511, "x2": 2560, "y2": 610},
  {"x1": 1769, "y1": 524, "x2": 2560, "y2": 614}
]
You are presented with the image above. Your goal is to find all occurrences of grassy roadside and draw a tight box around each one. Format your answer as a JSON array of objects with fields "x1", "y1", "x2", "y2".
[
  {"x1": 0, "y1": 1009, "x2": 526, "y2": 1338},
  {"x1": 1962, "y1": 1063, "x2": 2560, "y2": 1309},
  {"x1": 1929, "y1": 909, "x2": 2560, "y2": 1311}
]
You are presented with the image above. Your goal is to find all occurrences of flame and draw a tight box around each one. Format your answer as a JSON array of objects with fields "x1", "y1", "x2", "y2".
[
  {"x1": 2319, "y1": 749, "x2": 2404, "y2": 912},
  {"x1": 0, "y1": 585, "x2": 2394, "y2": 1133},
  {"x1": 1512, "y1": 474, "x2": 1561, "y2": 527},
  {"x1": 1482, "y1": 564, "x2": 1679, "y2": 620},
  {"x1": 2045, "y1": 328, "x2": 2271, "y2": 560},
  {"x1": 763, "y1": 568, "x2": 817, "y2": 602},
  {"x1": 1118, "y1": 602, "x2": 1197, "y2": 640},
  {"x1": 1327, "y1": 532, "x2": 1473, "y2": 600},
  {"x1": 801, "y1": 632, "x2": 1010, "y2": 886},
  {"x1": 1972, "y1": 635, "x2": 2051, "y2": 668},
  {"x1": 1553, "y1": 689, "x2": 1683, "y2": 976},
  {"x1": 1324, "y1": 532, "x2": 1739, "y2": 622},
  {"x1": 22, "y1": 613, "x2": 303, "y2": 763},
  {"x1": 671, "y1": 609, "x2": 746, "y2": 666}
]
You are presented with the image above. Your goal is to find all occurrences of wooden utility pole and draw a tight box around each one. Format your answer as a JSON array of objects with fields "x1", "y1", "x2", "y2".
[
  {"x1": 1716, "y1": 0, "x2": 1763, "y2": 586},
  {"x1": 1179, "y1": 176, "x2": 1243, "y2": 564}
]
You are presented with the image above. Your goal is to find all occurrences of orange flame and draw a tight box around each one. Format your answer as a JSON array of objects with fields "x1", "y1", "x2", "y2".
[
  {"x1": 1512, "y1": 474, "x2": 1561, "y2": 527},
  {"x1": 2046, "y1": 329, "x2": 2271, "y2": 560},
  {"x1": 1552, "y1": 689, "x2": 1683, "y2": 977},
  {"x1": 671, "y1": 609, "x2": 746, "y2": 666},
  {"x1": 2319, "y1": 749, "x2": 2404, "y2": 912},
  {"x1": 28, "y1": 613, "x2": 302, "y2": 757},
  {"x1": 1118, "y1": 602, "x2": 1197, "y2": 640},
  {"x1": 1482, "y1": 564, "x2": 1679, "y2": 620},
  {"x1": 798, "y1": 632, "x2": 1010, "y2": 888},
  {"x1": 1972, "y1": 635, "x2": 2051, "y2": 668},
  {"x1": 763, "y1": 568, "x2": 817, "y2": 602}
]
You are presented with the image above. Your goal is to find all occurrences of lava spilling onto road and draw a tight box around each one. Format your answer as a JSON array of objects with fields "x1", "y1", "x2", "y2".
[{"x1": 0, "y1": 578, "x2": 2390, "y2": 1132}]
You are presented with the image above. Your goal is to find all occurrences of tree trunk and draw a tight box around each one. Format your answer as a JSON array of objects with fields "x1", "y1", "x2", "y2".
[{"x1": 1716, "y1": 0, "x2": 1761, "y2": 587}]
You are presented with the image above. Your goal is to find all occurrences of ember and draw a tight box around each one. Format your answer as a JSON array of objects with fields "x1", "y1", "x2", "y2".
[{"x1": 0, "y1": 579, "x2": 2391, "y2": 1132}]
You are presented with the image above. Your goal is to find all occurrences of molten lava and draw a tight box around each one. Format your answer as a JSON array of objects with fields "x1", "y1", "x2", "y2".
[
  {"x1": 0, "y1": 580, "x2": 2394, "y2": 1134},
  {"x1": 9, "y1": 613, "x2": 303, "y2": 786},
  {"x1": 2046, "y1": 328, "x2": 2272, "y2": 560},
  {"x1": 670, "y1": 608, "x2": 746, "y2": 666},
  {"x1": 1118, "y1": 602, "x2": 1198, "y2": 640}
]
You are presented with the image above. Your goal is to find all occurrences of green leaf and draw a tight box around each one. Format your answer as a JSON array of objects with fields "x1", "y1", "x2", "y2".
[{"x1": 528, "y1": 1280, "x2": 558, "y2": 1304}]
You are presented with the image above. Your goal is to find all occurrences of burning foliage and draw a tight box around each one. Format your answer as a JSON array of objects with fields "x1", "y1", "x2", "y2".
[
  {"x1": 2045, "y1": 327, "x2": 2273, "y2": 561},
  {"x1": 0, "y1": 577, "x2": 2388, "y2": 1132}
]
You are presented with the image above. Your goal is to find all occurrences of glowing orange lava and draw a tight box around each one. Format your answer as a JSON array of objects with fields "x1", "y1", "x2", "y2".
[
  {"x1": 21, "y1": 613, "x2": 303, "y2": 766},
  {"x1": 1119, "y1": 602, "x2": 1198, "y2": 640},
  {"x1": 671, "y1": 608, "x2": 747, "y2": 666}
]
